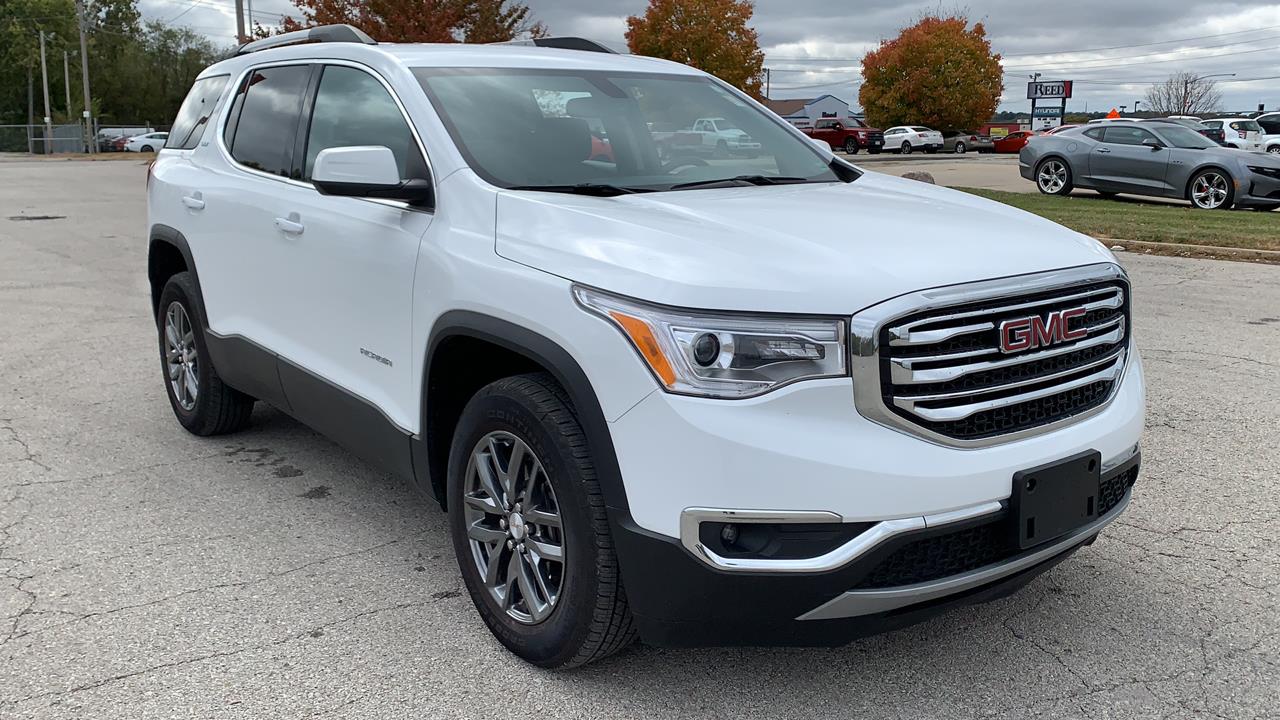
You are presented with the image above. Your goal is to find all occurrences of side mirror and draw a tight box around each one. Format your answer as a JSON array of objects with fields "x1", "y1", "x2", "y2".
[
  {"x1": 312, "y1": 146, "x2": 433, "y2": 208},
  {"x1": 809, "y1": 137, "x2": 834, "y2": 155},
  {"x1": 1142, "y1": 138, "x2": 1164, "y2": 150}
]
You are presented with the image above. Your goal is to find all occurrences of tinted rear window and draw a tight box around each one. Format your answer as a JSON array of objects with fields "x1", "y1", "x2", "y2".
[
  {"x1": 224, "y1": 65, "x2": 312, "y2": 177},
  {"x1": 166, "y1": 75, "x2": 229, "y2": 150}
]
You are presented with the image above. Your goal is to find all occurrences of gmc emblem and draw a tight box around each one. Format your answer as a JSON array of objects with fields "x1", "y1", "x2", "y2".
[{"x1": 999, "y1": 307, "x2": 1088, "y2": 353}]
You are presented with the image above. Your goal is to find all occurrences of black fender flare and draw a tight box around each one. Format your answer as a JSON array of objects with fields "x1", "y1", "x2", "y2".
[
  {"x1": 148, "y1": 224, "x2": 202, "y2": 320},
  {"x1": 416, "y1": 310, "x2": 632, "y2": 517}
]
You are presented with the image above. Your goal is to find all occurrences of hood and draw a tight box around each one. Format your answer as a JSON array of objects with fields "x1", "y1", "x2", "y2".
[{"x1": 494, "y1": 171, "x2": 1117, "y2": 314}]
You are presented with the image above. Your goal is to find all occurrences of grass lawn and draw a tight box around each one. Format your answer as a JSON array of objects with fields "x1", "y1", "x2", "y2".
[{"x1": 955, "y1": 188, "x2": 1280, "y2": 252}]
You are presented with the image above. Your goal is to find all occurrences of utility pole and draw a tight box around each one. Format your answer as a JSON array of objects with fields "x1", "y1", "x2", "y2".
[
  {"x1": 63, "y1": 51, "x2": 72, "y2": 116},
  {"x1": 27, "y1": 67, "x2": 35, "y2": 154},
  {"x1": 764, "y1": 68, "x2": 770, "y2": 99},
  {"x1": 75, "y1": 0, "x2": 95, "y2": 153},
  {"x1": 235, "y1": 0, "x2": 246, "y2": 43},
  {"x1": 246, "y1": 0, "x2": 254, "y2": 38},
  {"x1": 39, "y1": 30, "x2": 54, "y2": 154}
]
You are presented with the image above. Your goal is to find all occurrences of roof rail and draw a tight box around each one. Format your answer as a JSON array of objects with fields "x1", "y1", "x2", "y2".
[
  {"x1": 234, "y1": 24, "x2": 377, "y2": 57},
  {"x1": 499, "y1": 37, "x2": 616, "y2": 54}
]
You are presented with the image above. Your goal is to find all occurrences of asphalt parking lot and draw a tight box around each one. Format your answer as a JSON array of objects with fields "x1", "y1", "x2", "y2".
[{"x1": 2, "y1": 158, "x2": 1278, "y2": 719}]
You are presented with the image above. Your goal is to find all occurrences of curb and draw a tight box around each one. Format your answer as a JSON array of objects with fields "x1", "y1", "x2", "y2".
[{"x1": 1103, "y1": 238, "x2": 1280, "y2": 265}]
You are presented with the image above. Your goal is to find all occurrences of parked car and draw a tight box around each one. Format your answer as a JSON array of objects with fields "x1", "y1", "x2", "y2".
[
  {"x1": 883, "y1": 126, "x2": 943, "y2": 153},
  {"x1": 125, "y1": 132, "x2": 169, "y2": 153},
  {"x1": 96, "y1": 126, "x2": 153, "y2": 152},
  {"x1": 1202, "y1": 118, "x2": 1264, "y2": 152},
  {"x1": 801, "y1": 117, "x2": 884, "y2": 154},
  {"x1": 1021, "y1": 120, "x2": 1280, "y2": 210},
  {"x1": 1143, "y1": 117, "x2": 1226, "y2": 145},
  {"x1": 1040, "y1": 124, "x2": 1079, "y2": 135},
  {"x1": 1256, "y1": 112, "x2": 1280, "y2": 154},
  {"x1": 992, "y1": 130, "x2": 1034, "y2": 153},
  {"x1": 150, "y1": 26, "x2": 1147, "y2": 668},
  {"x1": 941, "y1": 129, "x2": 992, "y2": 154}
]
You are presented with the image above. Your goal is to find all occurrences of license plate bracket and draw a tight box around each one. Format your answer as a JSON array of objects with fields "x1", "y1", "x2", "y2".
[{"x1": 1011, "y1": 450, "x2": 1100, "y2": 550}]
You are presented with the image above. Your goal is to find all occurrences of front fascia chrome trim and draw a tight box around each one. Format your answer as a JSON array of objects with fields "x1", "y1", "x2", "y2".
[
  {"x1": 850, "y1": 263, "x2": 1131, "y2": 450},
  {"x1": 797, "y1": 491, "x2": 1131, "y2": 620},
  {"x1": 679, "y1": 501, "x2": 1003, "y2": 573}
]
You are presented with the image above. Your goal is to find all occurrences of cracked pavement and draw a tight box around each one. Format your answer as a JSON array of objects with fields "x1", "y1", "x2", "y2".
[{"x1": 2, "y1": 159, "x2": 1277, "y2": 718}]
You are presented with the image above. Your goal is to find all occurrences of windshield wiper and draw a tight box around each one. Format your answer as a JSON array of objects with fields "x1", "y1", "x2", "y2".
[
  {"x1": 507, "y1": 183, "x2": 652, "y2": 197},
  {"x1": 669, "y1": 175, "x2": 812, "y2": 190}
]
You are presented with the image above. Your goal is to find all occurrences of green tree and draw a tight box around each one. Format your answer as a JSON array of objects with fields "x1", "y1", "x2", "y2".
[
  {"x1": 625, "y1": 0, "x2": 764, "y2": 98},
  {"x1": 859, "y1": 14, "x2": 1003, "y2": 130}
]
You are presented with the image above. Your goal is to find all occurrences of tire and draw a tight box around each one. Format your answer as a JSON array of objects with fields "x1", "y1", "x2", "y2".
[
  {"x1": 447, "y1": 373, "x2": 635, "y2": 668},
  {"x1": 954, "y1": 142, "x2": 966, "y2": 154},
  {"x1": 1267, "y1": 146, "x2": 1280, "y2": 154},
  {"x1": 1035, "y1": 158, "x2": 1073, "y2": 196},
  {"x1": 157, "y1": 272, "x2": 254, "y2": 435},
  {"x1": 843, "y1": 138, "x2": 858, "y2": 154},
  {"x1": 900, "y1": 141, "x2": 913, "y2": 155},
  {"x1": 141, "y1": 145, "x2": 153, "y2": 153},
  {"x1": 1187, "y1": 168, "x2": 1234, "y2": 210}
]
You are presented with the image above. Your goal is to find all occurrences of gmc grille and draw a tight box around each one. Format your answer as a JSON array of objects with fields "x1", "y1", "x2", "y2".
[{"x1": 850, "y1": 266, "x2": 1131, "y2": 446}]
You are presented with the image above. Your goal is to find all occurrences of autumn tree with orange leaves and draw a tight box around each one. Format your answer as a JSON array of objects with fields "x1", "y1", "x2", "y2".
[
  {"x1": 859, "y1": 15, "x2": 1003, "y2": 131},
  {"x1": 270, "y1": 0, "x2": 545, "y2": 43},
  {"x1": 625, "y1": 0, "x2": 765, "y2": 98}
]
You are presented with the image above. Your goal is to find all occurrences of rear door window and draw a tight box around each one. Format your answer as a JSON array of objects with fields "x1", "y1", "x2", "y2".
[
  {"x1": 166, "y1": 75, "x2": 229, "y2": 149},
  {"x1": 223, "y1": 64, "x2": 312, "y2": 177}
]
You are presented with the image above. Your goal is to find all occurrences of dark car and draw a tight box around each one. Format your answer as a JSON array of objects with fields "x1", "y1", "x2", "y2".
[{"x1": 1020, "y1": 120, "x2": 1280, "y2": 210}]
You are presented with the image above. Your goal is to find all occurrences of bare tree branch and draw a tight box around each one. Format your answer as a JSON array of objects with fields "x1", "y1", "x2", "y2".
[{"x1": 1143, "y1": 72, "x2": 1223, "y2": 116}]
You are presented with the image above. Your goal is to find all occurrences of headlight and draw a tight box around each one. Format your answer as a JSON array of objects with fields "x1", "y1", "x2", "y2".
[
  {"x1": 1248, "y1": 165, "x2": 1280, "y2": 179},
  {"x1": 573, "y1": 286, "x2": 847, "y2": 398}
]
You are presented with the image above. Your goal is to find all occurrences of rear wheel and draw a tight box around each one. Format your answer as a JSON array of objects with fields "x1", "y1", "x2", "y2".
[
  {"x1": 1035, "y1": 158, "x2": 1073, "y2": 196},
  {"x1": 1188, "y1": 169, "x2": 1234, "y2": 210},
  {"x1": 448, "y1": 373, "x2": 635, "y2": 668},
  {"x1": 900, "y1": 141, "x2": 913, "y2": 154},
  {"x1": 1267, "y1": 146, "x2": 1280, "y2": 154},
  {"x1": 141, "y1": 144, "x2": 154, "y2": 153},
  {"x1": 157, "y1": 273, "x2": 254, "y2": 435},
  {"x1": 954, "y1": 141, "x2": 967, "y2": 154}
]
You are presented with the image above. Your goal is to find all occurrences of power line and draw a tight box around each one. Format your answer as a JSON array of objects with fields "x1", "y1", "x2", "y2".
[{"x1": 1000, "y1": 35, "x2": 1280, "y2": 70}]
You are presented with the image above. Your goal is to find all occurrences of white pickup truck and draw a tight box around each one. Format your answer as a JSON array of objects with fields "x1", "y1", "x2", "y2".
[{"x1": 655, "y1": 117, "x2": 763, "y2": 158}]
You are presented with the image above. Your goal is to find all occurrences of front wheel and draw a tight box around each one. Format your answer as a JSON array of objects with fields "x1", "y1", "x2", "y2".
[
  {"x1": 1035, "y1": 158, "x2": 1073, "y2": 196},
  {"x1": 900, "y1": 141, "x2": 913, "y2": 155},
  {"x1": 843, "y1": 138, "x2": 858, "y2": 154},
  {"x1": 1267, "y1": 146, "x2": 1280, "y2": 155},
  {"x1": 1188, "y1": 169, "x2": 1234, "y2": 210},
  {"x1": 448, "y1": 373, "x2": 636, "y2": 668}
]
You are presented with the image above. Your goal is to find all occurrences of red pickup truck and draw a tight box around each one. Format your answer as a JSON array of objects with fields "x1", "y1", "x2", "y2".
[{"x1": 801, "y1": 118, "x2": 885, "y2": 154}]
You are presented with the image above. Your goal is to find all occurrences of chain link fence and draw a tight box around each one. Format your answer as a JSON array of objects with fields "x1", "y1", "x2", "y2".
[{"x1": 1, "y1": 122, "x2": 169, "y2": 154}]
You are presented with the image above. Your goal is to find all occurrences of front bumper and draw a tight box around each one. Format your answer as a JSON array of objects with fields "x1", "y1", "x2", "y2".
[
  {"x1": 611, "y1": 453, "x2": 1139, "y2": 646},
  {"x1": 1238, "y1": 172, "x2": 1280, "y2": 207}
]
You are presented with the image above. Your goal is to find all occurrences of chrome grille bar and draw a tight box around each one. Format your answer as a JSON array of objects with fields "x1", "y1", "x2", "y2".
[{"x1": 848, "y1": 264, "x2": 1132, "y2": 448}]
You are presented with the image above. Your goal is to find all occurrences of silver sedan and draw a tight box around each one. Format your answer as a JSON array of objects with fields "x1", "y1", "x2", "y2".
[{"x1": 1019, "y1": 120, "x2": 1280, "y2": 210}]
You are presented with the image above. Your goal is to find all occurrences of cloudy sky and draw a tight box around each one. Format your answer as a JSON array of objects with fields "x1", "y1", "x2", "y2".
[{"x1": 141, "y1": 0, "x2": 1280, "y2": 113}]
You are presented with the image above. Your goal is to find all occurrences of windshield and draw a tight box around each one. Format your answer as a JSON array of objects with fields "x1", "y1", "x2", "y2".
[
  {"x1": 1155, "y1": 125, "x2": 1215, "y2": 149},
  {"x1": 413, "y1": 68, "x2": 843, "y2": 192}
]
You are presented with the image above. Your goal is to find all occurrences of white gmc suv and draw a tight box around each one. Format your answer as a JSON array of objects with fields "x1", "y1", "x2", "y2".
[{"x1": 147, "y1": 26, "x2": 1145, "y2": 668}]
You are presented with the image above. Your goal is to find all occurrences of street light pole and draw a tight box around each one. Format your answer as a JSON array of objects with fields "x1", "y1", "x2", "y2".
[
  {"x1": 39, "y1": 30, "x2": 54, "y2": 154},
  {"x1": 75, "y1": 0, "x2": 95, "y2": 153},
  {"x1": 63, "y1": 51, "x2": 72, "y2": 116}
]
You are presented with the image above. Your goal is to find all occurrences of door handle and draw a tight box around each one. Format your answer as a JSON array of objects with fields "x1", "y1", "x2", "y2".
[
  {"x1": 181, "y1": 194, "x2": 205, "y2": 210},
  {"x1": 274, "y1": 212, "x2": 304, "y2": 235},
  {"x1": 1095, "y1": 148, "x2": 1111, "y2": 154}
]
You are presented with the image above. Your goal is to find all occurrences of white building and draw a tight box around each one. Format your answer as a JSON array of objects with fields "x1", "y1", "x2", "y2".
[{"x1": 763, "y1": 95, "x2": 860, "y2": 129}]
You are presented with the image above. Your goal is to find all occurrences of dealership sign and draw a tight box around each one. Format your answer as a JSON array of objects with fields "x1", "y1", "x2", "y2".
[
  {"x1": 1033, "y1": 106, "x2": 1064, "y2": 117},
  {"x1": 1027, "y1": 80, "x2": 1073, "y2": 100}
]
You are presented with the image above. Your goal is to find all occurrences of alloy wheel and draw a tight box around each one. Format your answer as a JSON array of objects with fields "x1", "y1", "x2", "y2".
[
  {"x1": 1190, "y1": 172, "x2": 1229, "y2": 209},
  {"x1": 463, "y1": 431, "x2": 565, "y2": 624},
  {"x1": 1037, "y1": 161, "x2": 1068, "y2": 194},
  {"x1": 164, "y1": 302, "x2": 198, "y2": 411},
  {"x1": 1268, "y1": 146, "x2": 1280, "y2": 154}
]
